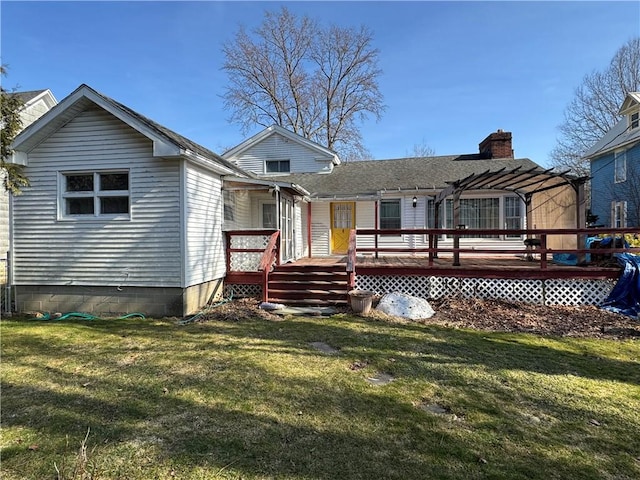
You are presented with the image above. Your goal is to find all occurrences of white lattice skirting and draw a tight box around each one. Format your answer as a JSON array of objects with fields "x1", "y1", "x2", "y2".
[
  {"x1": 225, "y1": 284, "x2": 262, "y2": 300},
  {"x1": 355, "y1": 275, "x2": 616, "y2": 306},
  {"x1": 225, "y1": 276, "x2": 615, "y2": 307}
]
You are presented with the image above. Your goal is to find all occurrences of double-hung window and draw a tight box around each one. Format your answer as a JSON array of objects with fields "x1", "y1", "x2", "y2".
[
  {"x1": 265, "y1": 159, "x2": 290, "y2": 173},
  {"x1": 630, "y1": 112, "x2": 639, "y2": 129},
  {"x1": 60, "y1": 171, "x2": 130, "y2": 219},
  {"x1": 615, "y1": 150, "x2": 627, "y2": 183},
  {"x1": 380, "y1": 199, "x2": 401, "y2": 230},
  {"x1": 612, "y1": 201, "x2": 627, "y2": 228}
]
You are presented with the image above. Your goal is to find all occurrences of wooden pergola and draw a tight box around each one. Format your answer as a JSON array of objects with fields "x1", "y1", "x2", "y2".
[{"x1": 433, "y1": 166, "x2": 591, "y2": 265}]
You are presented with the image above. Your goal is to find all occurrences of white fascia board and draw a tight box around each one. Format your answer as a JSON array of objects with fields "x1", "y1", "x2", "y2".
[
  {"x1": 222, "y1": 124, "x2": 341, "y2": 164},
  {"x1": 12, "y1": 85, "x2": 181, "y2": 158},
  {"x1": 182, "y1": 150, "x2": 241, "y2": 176},
  {"x1": 310, "y1": 194, "x2": 381, "y2": 202},
  {"x1": 24, "y1": 89, "x2": 58, "y2": 110},
  {"x1": 8, "y1": 151, "x2": 28, "y2": 166}
]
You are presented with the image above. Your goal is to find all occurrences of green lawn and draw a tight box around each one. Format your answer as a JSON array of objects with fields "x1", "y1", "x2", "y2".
[{"x1": 1, "y1": 312, "x2": 639, "y2": 479}]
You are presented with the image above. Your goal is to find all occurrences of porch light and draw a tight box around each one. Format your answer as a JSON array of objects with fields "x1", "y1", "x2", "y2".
[{"x1": 412, "y1": 196, "x2": 417, "y2": 208}]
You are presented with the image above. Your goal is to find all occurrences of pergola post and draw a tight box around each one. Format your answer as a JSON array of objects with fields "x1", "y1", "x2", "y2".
[{"x1": 575, "y1": 180, "x2": 587, "y2": 264}]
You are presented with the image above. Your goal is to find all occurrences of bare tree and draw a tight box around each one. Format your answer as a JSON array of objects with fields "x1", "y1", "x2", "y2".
[
  {"x1": 222, "y1": 7, "x2": 385, "y2": 160},
  {"x1": 405, "y1": 138, "x2": 436, "y2": 158},
  {"x1": 551, "y1": 37, "x2": 640, "y2": 176}
]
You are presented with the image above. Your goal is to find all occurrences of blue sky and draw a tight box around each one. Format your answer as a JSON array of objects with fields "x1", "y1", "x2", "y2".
[{"x1": 2, "y1": 1, "x2": 639, "y2": 166}]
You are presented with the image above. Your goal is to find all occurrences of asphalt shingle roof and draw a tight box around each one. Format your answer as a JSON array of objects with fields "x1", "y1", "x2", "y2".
[
  {"x1": 268, "y1": 155, "x2": 540, "y2": 198},
  {"x1": 90, "y1": 89, "x2": 248, "y2": 176},
  {"x1": 10, "y1": 89, "x2": 48, "y2": 103}
]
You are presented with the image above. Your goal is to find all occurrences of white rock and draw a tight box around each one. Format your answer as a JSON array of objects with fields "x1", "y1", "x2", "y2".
[{"x1": 376, "y1": 291, "x2": 435, "y2": 320}]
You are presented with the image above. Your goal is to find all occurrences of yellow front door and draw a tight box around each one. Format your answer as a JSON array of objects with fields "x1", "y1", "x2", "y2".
[{"x1": 330, "y1": 202, "x2": 355, "y2": 254}]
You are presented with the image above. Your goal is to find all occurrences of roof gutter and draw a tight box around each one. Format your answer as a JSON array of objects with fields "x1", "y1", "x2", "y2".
[
  {"x1": 223, "y1": 175, "x2": 310, "y2": 196},
  {"x1": 182, "y1": 150, "x2": 246, "y2": 176}
]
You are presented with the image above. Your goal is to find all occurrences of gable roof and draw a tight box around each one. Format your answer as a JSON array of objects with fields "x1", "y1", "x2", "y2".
[
  {"x1": 619, "y1": 92, "x2": 640, "y2": 115},
  {"x1": 11, "y1": 84, "x2": 247, "y2": 176},
  {"x1": 267, "y1": 155, "x2": 542, "y2": 200},
  {"x1": 11, "y1": 89, "x2": 57, "y2": 107},
  {"x1": 584, "y1": 92, "x2": 640, "y2": 159},
  {"x1": 222, "y1": 124, "x2": 341, "y2": 165}
]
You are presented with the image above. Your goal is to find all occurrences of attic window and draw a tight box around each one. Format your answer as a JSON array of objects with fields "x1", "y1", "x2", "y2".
[
  {"x1": 266, "y1": 159, "x2": 290, "y2": 173},
  {"x1": 631, "y1": 112, "x2": 639, "y2": 129},
  {"x1": 60, "y1": 171, "x2": 130, "y2": 219}
]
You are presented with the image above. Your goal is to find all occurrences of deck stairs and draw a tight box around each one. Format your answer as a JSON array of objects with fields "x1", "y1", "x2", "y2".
[{"x1": 267, "y1": 263, "x2": 350, "y2": 306}]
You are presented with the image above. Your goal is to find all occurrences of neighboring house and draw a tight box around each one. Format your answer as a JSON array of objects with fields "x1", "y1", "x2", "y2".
[
  {"x1": 8, "y1": 84, "x2": 250, "y2": 317},
  {"x1": 223, "y1": 126, "x2": 583, "y2": 257},
  {"x1": 1, "y1": 89, "x2": 57, "y2": 281},
  {"x1": 8, "y1": 84, "x2": 584, "y2": 316},
  {"x1": 585, "y1": 92, "x2": 640, "y2": 227}
]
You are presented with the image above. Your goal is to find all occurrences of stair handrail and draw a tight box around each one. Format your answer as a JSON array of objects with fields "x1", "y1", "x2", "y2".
[
  {"x1": 258, "y1": 231, "x2": 281, "y2": 302},
  {"x1": 346, "y1": 229, "x2": 357, "y2": 289}
]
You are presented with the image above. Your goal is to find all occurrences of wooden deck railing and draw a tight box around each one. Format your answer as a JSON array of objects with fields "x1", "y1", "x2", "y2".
[
  {"x1": 353, "y1": 227, "x2": 640, "y2": 269},
  {"x1": 258, "y1": 231, "x2": 280, "y2": 302},
  {"x1": 346, "y1": 229, "x2": 357, "y2": 289},
  {"x1": 225, "y1": 230, "x2": 280, "y2": 301}
]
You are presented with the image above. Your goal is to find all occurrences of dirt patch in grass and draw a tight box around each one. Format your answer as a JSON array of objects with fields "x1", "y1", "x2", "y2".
[
  {"x1": 197, "y1": 297, "x2": 640, "y2": 340},
  {"x1": 194, "y1": 298, "x2": 283, "y2": 322}
]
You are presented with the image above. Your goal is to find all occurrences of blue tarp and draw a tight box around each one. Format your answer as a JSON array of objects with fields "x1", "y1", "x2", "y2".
[{"x1": 601, "y1": 253, "x2": 640, "y2": 319}]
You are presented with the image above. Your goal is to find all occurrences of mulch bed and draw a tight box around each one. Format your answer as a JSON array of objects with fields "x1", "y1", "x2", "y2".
[
  {"x1": 192, "y1": 297, "x2": 640, "y2": 340},
  {"x1": 426, "y1": 298, "x2": 640, "y2": 340}
]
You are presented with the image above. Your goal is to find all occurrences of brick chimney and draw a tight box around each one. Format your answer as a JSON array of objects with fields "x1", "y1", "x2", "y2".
[{"x1": 479, "y1": 129, "x2": 514, "y2": 159}]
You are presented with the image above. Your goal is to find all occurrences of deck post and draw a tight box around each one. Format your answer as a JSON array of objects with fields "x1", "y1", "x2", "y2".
[
  {"x1": 452, "y1": 192, "x2": 461, "y2": 266},
  {"x1": 428, "y1": 233, "x2": 434, "y2": 266},
  {"x1": 374, "y1": 200, "x2": 379, "y2": 259},
  {"x1": 575, "y1": 181, "x2": 587, "y2": 264}
]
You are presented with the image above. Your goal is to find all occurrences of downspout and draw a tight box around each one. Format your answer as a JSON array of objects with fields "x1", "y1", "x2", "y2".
[{"x1": 307, "y1": 201, "x2": 312, "y2": 258}]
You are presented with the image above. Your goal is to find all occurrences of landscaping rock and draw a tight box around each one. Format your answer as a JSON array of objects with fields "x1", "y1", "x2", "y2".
[{"x1": 375, "y1": 291, "x2": 435, "y2": 320}]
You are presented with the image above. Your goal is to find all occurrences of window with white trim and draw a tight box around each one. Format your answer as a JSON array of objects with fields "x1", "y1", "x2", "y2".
[
  {"x1": 630, "y1": 112, "x2": 639, "y2": 129},
  {"x1": 261, "y1": 202, "x2": 277, "y2": 229},
  {"x1": 380, "y1": 199, "x2": 401, "y2": 230},
  {"x1": 504, "y1": 196, "x2": 523, "y2": 238},
  {"x1": 60, "y1": 171, "x2": 130, "y2": 219},
  {"x1": 445, "y1": 198, "x2": 500, "y2": 238},
  {"x1": 612, "y1": 201, "x2": 627, "y2": 228},
  {"x1": 265, "y1": 159, "x2": 290, "y2": 173},
  {"x1": 615, "y1": 150, "x2": 627, "y2": 183},
  {"x1": 223, "y1": 190, "x2": 235, "y2": 221}
]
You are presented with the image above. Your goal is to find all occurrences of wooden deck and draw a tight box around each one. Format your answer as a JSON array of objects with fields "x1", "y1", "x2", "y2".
[{"x1": 286, "y1": 254, "x2": 621, "y2": 280}]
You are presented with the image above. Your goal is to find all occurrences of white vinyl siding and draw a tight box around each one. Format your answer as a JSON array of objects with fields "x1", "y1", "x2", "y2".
[
  {"x1": 184, "y1": 162, "x2": 225, "y2": 287},
  {"x1": 11, "y1": 106, "x2": 183, "y2": 287},
  {"x1": 232, "y1": 132, "x2": 334, "y2": 174},
  {"x1": 19, "y1": 97, "x2": 53, "y2": 128},
  {"x1": 295, "y1": 201, "x2": 305, "y2": 258},
  {"x1": 310, "y1": 203, "x2": 331, "y2": 256}
]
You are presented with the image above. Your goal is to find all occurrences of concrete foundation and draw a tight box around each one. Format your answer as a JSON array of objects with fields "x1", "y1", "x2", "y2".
[{"x1": 14, "y1": 279, "x2": 225, "y2": 318}]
